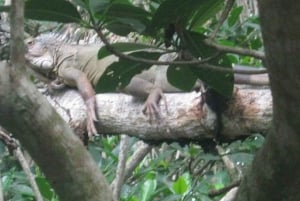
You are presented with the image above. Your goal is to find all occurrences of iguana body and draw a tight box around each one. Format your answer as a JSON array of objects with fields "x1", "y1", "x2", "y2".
[
  {"x1": 25, "y1": 34, "x2": 182, "y2": 137},
  {"x1": 25, "y1": 34, "x2": 269, "y2": 138}
]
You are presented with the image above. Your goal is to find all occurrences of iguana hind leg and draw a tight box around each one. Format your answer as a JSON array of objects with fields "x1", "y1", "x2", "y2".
[{"x1": 123, "y1": 77, "x2": 168, "y2": 121}]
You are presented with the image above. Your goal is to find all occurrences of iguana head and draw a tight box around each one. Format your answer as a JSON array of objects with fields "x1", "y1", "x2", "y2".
[{"x1": 25, "y1": 34, "x2": 59, "y2": 73}]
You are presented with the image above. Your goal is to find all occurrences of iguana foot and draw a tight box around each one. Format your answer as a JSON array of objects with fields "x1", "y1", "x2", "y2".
[
  {"x1": 142, "y1": 88, "x2": 168, "y2": 122},
  {"x1": 86, "y1": 96, "x2": 99, "y2": 138}
]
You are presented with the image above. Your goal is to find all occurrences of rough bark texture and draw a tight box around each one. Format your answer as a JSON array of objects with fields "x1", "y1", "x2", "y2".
[
  {"x1": 45, "y1": 86, "x2": 272, "y2": 141},
  {"x1": 235, "y1": 1, "x2": 300, "y2": 201},
  {"x1": 0, "y1": 62, "x2": 115, "y2": 201}
]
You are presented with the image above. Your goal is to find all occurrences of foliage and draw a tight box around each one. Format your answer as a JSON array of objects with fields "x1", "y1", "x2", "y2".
[{"x1": 0, "y1": 135, "x2": 264, "y2": 200}]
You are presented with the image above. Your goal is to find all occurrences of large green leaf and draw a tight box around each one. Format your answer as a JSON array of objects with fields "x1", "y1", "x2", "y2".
[
  {"x1": 167, "y1": 65, "x2": 198, "y2": 91},
  {"x1": 190, "y1": 0, "x2": 223, "y2": 31},
  {"x1": 228, "y1": 6, "x2": 243, "y2": 27},
  {"x1": 95, "y1": 3, "x2": 151, "y2": 34},
  {"x1": 141, "y1": 179, "x2": 157, "y2": 201},
  {"x1": 25, "y1": 0, "x2": 81, "y2": 23},
  {"x1": 172, "y1": 176, "x2": 188, "y2": 195},
  {"x1": 191, "y1": 55, "x2": 234, "y2": 97},
  {"x1": 0, "y1": 5, "x2": 10, "y2": 12},
  {"x1": 150, "y1": 0, "x2": 195, "y2": 32},
  {"x1": 95, "y1": 51, "x2": 161, "y2": 93},
  {"x1": 181, "y1": 31, "x2": 234, "y2": 97},
  {"x1": 182, "y1": 31, "x2": 216, "y2": 58},
  {"x1": 98, "y1": 42, "x2": 159, "y2": 59}
]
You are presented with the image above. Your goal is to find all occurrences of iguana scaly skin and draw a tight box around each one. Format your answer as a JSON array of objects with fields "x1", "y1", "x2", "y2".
[{"x1": 25, "y1": 34, "x2": 183, "y2": 137}]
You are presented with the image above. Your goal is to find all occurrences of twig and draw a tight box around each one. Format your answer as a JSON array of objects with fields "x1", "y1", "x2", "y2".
[
  {"x1": 208, "y1": 180, "x2": 240, "y2": 197},
  {"x1": 204, "y1": 39, "x2": 265, "y2": 60},
  {"x1": 124, "y1": 142, "x2": 152, "y2": 181},
  {"x1": 210, "y1": 0, "x2": 235, "y2": 39},
  {"x1": 216, "y1": 145, "x2": 241, "y2": 181},
  {"x1": 95, "y1": 28, "x2": 266, "y2": 74},
  {"x1": 111, "y1": 135, "x2": 130, "y2": 200},
  {"x1": 0, "y1": 128, "x2": 44, "y2": 201}
]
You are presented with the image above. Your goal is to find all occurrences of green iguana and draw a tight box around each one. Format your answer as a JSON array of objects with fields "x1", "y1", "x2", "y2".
[
  {"x1": 25, "y1": 34, "x2": 269, "y2": 138},
  {"x1": 25, "y1": 34, "x2": 187, "y2": 137}
]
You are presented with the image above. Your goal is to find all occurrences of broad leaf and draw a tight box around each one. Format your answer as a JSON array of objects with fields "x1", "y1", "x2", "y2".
[
  {"x1": 149, "y1": 0, "x2": 199, "y2": 33},
  {"x1": 181, "y1": 31, "x2": 234, "y2": 97},
  {"x1": 35, "y1": 177, "x2": 54, "y2": 200},
  {"x1": 96, "y1": 3, "x2": 151, "y2": 34},
  {"x1": 141, "y1": 179, "x2": 157, "y2": 201},
  {"x1": 25, "y1": 0, "x2": 81, "y2": 23},
  {"x1": 191, "y1": 56, "x2": 234, "y2": 97},
  {"x1": 228, "y1": 6, "x2": 243, "y2": 27},
  {"x1": 167, "y1": 65, "x2": 198, "y2": 91},
  {"x1": 0, "y1": 5, "x2": 10, "y2": 12},
  {"x1": 190, "y1": 0, "x2": 223, "y2": 30},
  {"x1": 95, "y1": 51, "x2": 161, "y2": 93},
  {"x1": 172, "y1": 176, "x2": 188, "y2": 195}
]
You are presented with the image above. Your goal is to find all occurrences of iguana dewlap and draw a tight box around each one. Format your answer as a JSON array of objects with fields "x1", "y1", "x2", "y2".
[{"x1": 25, "y1": 34, "x2": 184, "y2": 137}]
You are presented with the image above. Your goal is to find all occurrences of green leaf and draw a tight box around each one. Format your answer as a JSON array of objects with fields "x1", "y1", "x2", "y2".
[
  {"x1": 228, "y1": 6, "x2": 243, "y2": 27},
  {"x1": 141, "y1": 179, "x2": 157, "y2": 201},
  {"x1": 25, "y1": 0, "x2": 81, "y2": 23},
  {"x1": 190, "y1": 0, "x2": 223, "y2": 30},
  {"x1": 106, "y1": 17, "x2": 146, "y2": 35},
  {"x1": 98, "y1": 42, "x2": 159, "y2": 59},
  {"x1": 150, "y1": 0, "x2": 205, "y2": 33},
  {"x1": 0, "y1": 5, "x2": 10, "y2": 12},
  {"x1": 98, "y1": 3, "x2": 151, "y2": 34},
  {"x1": 183, "y1": 31, "x2": 216, "y2": 58},
  {"x1": 105, "y1": 3, "x2": 151, "y2": 21},
  {"x1": 35, "y1": 177, "x2": 54, "y2": 200},
  {"x1": 191, "y1": 56, "x2": 234, "y2": 97},
  {"x1": 172, "y1": 176, "x2": 188, "y2": 195},
  {"x1": 167, "y1": 66, "x2": 198, "y2": 91},
  {"x1": 89, "y1": 0, "x2": 110, "y2": 15},
  {"x1": 105, "y1": 21, "x2": 134, "y2": 36},
  {"x1": 95, "y1": 51, "x2": 161, "y2": 93}
]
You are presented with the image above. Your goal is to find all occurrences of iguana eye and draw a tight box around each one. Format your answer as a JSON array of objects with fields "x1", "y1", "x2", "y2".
[{"x1": 27, "y1": 40, "x2": 34, "y2": 46}]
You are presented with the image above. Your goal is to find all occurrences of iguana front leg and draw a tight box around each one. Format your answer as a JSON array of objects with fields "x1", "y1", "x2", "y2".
[{"x1": 58, "y1": 67, "x2": 98, "y2": 137}]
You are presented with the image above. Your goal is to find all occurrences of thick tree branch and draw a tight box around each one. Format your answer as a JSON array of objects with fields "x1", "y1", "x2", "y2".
[{"x1": 46, "y1": 86, "x2": 272, "y2": 141}]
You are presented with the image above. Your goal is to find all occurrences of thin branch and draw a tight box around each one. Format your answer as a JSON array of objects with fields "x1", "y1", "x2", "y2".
[
  {"x1": 124, "y1": 142, "x2": 152, "y2": 181},
  {"x1": 208, "y1": 180, "x2": 240, "y2": 197},
  {"x1": 15, "y1": 148, "x2": 44, "y2": 201},
  {"x1": 217, "y1": 145, "x2": 242, "y2": 181},
  {"x1": 95, "y1": 28, "x2": 218, "y2": 65},
  {"x1": 204, "y1": 39, "x2": 265, "y2": 60},
  {"x1": 111, "y1": 135, "x2": 130, "y2": 200},
  {"x1": 95, "y1": 28, "x2": 266, "y2": 74},
  {"x1": 210, "y1": 0, "x2": 235, "y2": 39}
]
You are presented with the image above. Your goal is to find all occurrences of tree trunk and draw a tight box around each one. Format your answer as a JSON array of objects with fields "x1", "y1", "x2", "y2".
[
  {"x1": 235, "y1": 1, "x2": 300, "y2": 201},
  {"x1": 0, "y1": 1, "x2": 115, "y2": 200}
]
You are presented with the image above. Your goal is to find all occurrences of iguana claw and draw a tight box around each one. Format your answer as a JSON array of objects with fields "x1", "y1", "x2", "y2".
[
  {"x1": 142, "y1": 88, "x2": 168, "y2": 122},
  {"x1": 86, "y1": 96, "x2": 99, "y2": 138}
]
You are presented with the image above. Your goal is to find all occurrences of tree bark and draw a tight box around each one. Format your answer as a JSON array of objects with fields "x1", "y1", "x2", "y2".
[
  {"x1": 0, "y1": 64, "x2": 115, "y2": 201},
  {"x1": 235, "y1": 1, "x2": 300, "y2": 201},
  {"x1": 0, "y1": 1, "x2": 115, "y2": 200},
  {"x1": 45, "y1": 86, "x2": 272, "y2": 141}
]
